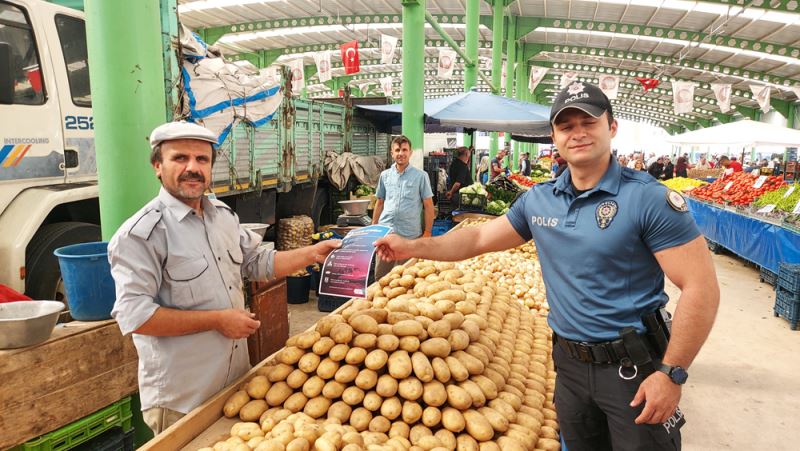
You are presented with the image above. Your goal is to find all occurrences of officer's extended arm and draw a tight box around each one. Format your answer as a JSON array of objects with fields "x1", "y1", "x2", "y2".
[{"x1": 374, "y1": 215, "x2": 526, "y2": 262}]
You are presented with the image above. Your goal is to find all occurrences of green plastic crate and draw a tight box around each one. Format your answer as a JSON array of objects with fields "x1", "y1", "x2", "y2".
[{"x1": 13, "y1": 397, "x2": 132, "y2": 451}]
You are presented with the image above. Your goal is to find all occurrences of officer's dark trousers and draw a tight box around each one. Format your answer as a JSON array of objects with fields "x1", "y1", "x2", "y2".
[{"x1": 552, "y1": 344, "x2": 682, "y2": 451}]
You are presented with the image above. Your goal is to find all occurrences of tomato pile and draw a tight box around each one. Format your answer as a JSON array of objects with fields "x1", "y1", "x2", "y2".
[
  {"x1": 689, "y1": 172, "x2": 787, "y2": 206},
  {"x1": 509, "y1": 174, "x2": 535, "y2": 188}
]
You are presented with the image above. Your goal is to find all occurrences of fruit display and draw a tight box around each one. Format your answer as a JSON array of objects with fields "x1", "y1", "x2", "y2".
[
  {"x1": 689, "y1": 172, "x2": 787, "y2": 206},
  {"x1": 211, "y1": 256, "x2": 560, "y2": 451},
  {"x1": 661, "y1": 177, "x2": 707, "y2": 192}
]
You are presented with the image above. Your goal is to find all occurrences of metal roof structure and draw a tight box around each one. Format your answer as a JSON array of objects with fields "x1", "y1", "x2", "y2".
[{"x1": 177, "y1": 0, "x2": 800, "y2": 133}]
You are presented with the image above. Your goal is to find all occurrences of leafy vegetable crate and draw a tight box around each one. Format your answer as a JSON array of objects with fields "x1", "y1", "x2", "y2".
[{"x1": 459, "y1": 192, "x2": 487, "y2": 212}]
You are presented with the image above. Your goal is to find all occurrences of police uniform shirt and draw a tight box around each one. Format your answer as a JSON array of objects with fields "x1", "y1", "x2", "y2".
[
  {"x1": 506, "y1": 157, "x2": 700, "y2": 342},
  {"x1": 109, "y1": 187, "x2": 276, "y2": 413},
  {"x1": 375, "y1": 163, "x2": 434, "y2": 239}
]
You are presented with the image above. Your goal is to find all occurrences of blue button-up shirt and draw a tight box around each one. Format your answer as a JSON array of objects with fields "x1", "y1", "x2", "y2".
[
  {"x1": 375, "y1": 164, "x2": 434, "y2": 239},
  {"x1": 506, "y1": 157, "x2": 700, "y2": 342}
]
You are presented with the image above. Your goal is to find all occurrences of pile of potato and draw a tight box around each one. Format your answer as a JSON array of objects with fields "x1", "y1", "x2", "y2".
[
  {"x1": 455, "y1": 219, "x2": 548, "y2": 313},
  {"x1": 207, "y1": 261, "x2": 559, "y2": 451},
  {"x1": 277, "y1": 216, "x2": 313, "y2": 251}
]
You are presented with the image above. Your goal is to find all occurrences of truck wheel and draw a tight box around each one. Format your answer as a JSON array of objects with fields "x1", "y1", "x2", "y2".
[{"x1": 25, "y1": 222, "x2": 101, "y2": 302}]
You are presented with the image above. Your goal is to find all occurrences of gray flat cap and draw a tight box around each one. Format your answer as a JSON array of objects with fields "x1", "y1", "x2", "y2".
[{"x1": 149, "y1": 121, "x2": 218, "y2": 149}]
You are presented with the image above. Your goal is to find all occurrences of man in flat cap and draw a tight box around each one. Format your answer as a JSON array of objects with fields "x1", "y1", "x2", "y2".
[{"x1": 108, "y1": 121, "x2": 340, "y2": 435}]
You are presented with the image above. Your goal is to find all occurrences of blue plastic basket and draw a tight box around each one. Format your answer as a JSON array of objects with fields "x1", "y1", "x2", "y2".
[
  {"x1": 432, "y1": 219, "x2": 454, "y2": 237},
  {"x1": 759, "y1": 267, "x2": 778, "y2": 288},
  {"x1": 777, "y1": 263, "x2": 800, "y2": 294},
  {"x1": 774, "y1": 288, "x2": 800, "y2": 330}
]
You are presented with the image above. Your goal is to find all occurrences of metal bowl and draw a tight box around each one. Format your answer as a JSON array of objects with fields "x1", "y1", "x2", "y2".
[
  {"x1": 0, "y1": 301, "x2": 65, "y2": 349},
  {"x1": 339, "y1": 199, "x2": 370, "y2": 216},
  {"x1": 241, "y1": 223, "x2": 270, "y2": 238}
]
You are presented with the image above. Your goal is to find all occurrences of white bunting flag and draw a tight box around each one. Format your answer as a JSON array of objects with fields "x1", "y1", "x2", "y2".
[
  {"x1": 750, "y1": 85, "x2": 772, "y2": 113},
  {"x1": 598, "y1": 75, "x2": 619, "y2": 100},
  {"x1": 437, "y1": 48, "x2": 457, "y2": 79},
  {"x1": 790, "y1": 86, "x2": 800, "y2": 100},
  {"x1": 313, "y1": 51, "x2": 331, "y2": 83},
  {"x1": 381, "y1": 76, "x2": 393, "y2": 97},
  {"x1": 357, "y1": 82, "x2": 372, "y2": 95},
  {"x1": 560, "y1": 71, "x2": 578, "y2": 89},
  {"x1": 287, "y1": 59, "x2": 305, "y2": 91},
  {"x1": 711, "y1": 83, "x2": 732, "y2": 113},
  {"x1": 380, "y1": 34, "x2": 398, "y2": 65},
  {"x1": 528, "y1": 66, "x2": 548, "y2": 93},
  {"x1": 672, "y1": 81, "x2": 695, "y2": 114}
]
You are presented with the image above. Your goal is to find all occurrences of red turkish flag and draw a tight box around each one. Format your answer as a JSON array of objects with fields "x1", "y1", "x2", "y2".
[
  {"x1": 340, "y1": 40, "x2": 360, "y2": 75},
  {"x1": 635, "y1": 77, "x2": 660, "y2": 92}
]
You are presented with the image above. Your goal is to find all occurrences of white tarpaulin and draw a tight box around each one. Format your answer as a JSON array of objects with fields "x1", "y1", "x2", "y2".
[
  {"x1": 324, "y1": 151, "x2": 386, "y2": 190},
  {"x1": 666, "y1": 119, "x2": 800, "y2": 148}
]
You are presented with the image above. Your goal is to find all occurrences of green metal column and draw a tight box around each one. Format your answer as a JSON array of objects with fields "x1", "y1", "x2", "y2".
[
  {"x1": 463, "y1": 0, "x2": 479, "y2": 152},
  {"x1": 514, "y1": 48, "x2": 526, "y2": 162},
  {"x1": 505, "y1": 15, "x2": 517, "y2": 170},
  {"x1": 489, "y1": 0, "x2": 504, "y2": 161},
  {"x1": 402, "y1": 0, "x2": 426, "y2": 157},
  {"x1": 86, "y1": 0, "x2": 164, "y2": 239}
]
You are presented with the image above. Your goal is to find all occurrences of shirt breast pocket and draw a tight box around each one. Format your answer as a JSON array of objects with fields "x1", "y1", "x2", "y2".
[{"x1": 165, "y1": 256, "x2": 215, "y2": 308}]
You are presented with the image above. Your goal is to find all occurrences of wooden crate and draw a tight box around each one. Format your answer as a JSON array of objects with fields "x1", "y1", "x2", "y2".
[
  {"x1": 247, "y1": 278, "x2": 289, "y2": 365},
  {"x1": 0, "y1": 320, "x2": 138, "y2": 449}
]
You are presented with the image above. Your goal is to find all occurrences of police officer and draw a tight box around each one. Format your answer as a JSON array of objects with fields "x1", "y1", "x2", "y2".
[
  {"x1": 374, "y1": 82, "x2": 720, "y2": 451},
  {"x1": 109, "y1": 121, "x2": 340, "y2": 434}
]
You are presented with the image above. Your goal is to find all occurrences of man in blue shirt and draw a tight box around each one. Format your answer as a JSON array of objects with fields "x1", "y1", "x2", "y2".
[
  {"x1": 375, "y1": 82, "x2": 719, "y2": 451},
  {"x1": 372, "y1": 135, "x2": 434, "y2": 279}
]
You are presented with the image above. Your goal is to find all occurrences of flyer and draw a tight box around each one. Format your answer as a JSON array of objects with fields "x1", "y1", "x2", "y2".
[{"x1": 318, "y1": 225, "x2": 392, "y2": 298}]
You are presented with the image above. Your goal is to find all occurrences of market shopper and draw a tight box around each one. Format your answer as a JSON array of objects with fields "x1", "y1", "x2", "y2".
[
  {"x1": 490, "y1": 148, "x2": 507, "y2": 180},
  {"x1": 371, "y1": 135, "x2": 434, "y2": 279},
  {"x1": 445, "y1": 146, "x2": 473, "y2": 200},
  {"x1": 519, "y1": 152, "x2": 532, "y2": 176},
  {"x1": 477, "y1": 155, "x2": 490, "y2": 184},
  {"x1": 675, "y1": 156, "x2": 691, "y2": 178},
  {"x1": 375, "y1": 82, "x2": 719, "y2": 451},
  {"x1": 662, "y1": 156, "x2": 675, "y2": 180},
  {"x1": 719, "y1": 156, "x2": 743, "y2": 173},
  {"x1": 108, "y1": 121, "x2": 340, "y2": 435},
  {"x1": 648, "y1": 156, "x2": 664, "y2": 178}
]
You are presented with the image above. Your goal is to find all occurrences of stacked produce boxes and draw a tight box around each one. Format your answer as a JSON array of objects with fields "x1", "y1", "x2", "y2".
[{"x1": 774, "y1": 263, "x2": 800, "y2": 330}]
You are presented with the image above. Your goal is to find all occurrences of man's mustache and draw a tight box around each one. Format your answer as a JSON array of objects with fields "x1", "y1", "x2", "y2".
[{"x1": 179, "y1": 172, "x2": 205, "y2": 183}]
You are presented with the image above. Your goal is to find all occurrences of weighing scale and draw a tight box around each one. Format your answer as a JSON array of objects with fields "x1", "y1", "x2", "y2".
[{"x1": 336, "y1": 199, "x2": 372, "y2": 227}]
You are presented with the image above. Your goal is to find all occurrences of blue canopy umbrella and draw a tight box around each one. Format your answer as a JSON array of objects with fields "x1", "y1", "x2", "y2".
[{"x1": 356, "y1": 90, "x2": 552, "y2": 137}]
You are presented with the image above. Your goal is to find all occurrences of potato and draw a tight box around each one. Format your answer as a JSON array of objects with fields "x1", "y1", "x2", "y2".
[
  {"x1": 421, "y1": 407, "x2": 442, "y2": 428},
  {"x1": 369, "y1": 415, "x2": 391, "y2": 433},
  {"x1": 424, "y1": 281, "x2": 451, "y2": 298},
  {"x1": 401, "y1": 400, "x2": 423, "y2": 424},
  {"x1": 397, "y1": 377, "x2": 423, "y2": 401},
  {"x1": 269, "y1": 364, "x2": 294, "y2": 382},
  {"x1": 334, "y1": 364, "x2": 360, "y2": 384},
  {"x1": 387, "y1": 287, "x2": 407, "y2": 300},
  {"x1": 355, "y1": 369, "x2": 379, "y2": 390},
  {"x1": 417, "y1": 303, "x2": 443, "y2": 321},
  {"x1": 434, "y1": 430, "x2": 456, "y2": 451},
  {"x1": 388, "y1": 312, "x2": 415, "y2": 324},
  {"x1": 286, "y1": 437, "x2": 310, "y2": 451},
  {"x1": 330, "y1": 323, "x2": 354, "y2": 344},
  {"x1": 322, "y1": 380, "x2": 346, "y2": 399},
  {"x1": 245, "y1": 376, "x2": 271, "y2": 399},
  {"x1": 349, "y1": 313, "x2": 380, "y2": 334},
  {"x1": 540, "y1": 426, "x2": 558, "y2": 440},
  {"x1": 459, "y1": 380, "x2": 486, "y2": 408},
  {"x1": 342, "y1": 386, "x2": 366, "y2": 405},
  {"x1": 313, "y1": 337, "x2": 336, "y2": 355},
  {"x1": 393, "y1": 320, "x2": 424, "y2": 337},
  {"x1": 282, "y1": 392, "x2": 308, "y2": 413},
  {"x1": 389, "y1": 422, "x2": 411, "y2": 439},
  {"x1": 314, "y1": 437, "x2": 337, "y2": 451},
  {"x1": 420, "y1": 338, "x2": 451, "y2": 358},
  {"x1": 406, "y1": 352, "x2": 434, "y2": 383},
  {"x1": 342, "y1": 431, "x2": 364, "y2": 446},
  {"x1": 302, "y1": 376, "x2": 325, "y2": 398},
  {"x1": 345, "y1": 347, "x2": 368, "y2": 365},
  {"x1": 446, "y1": 385, "x2": 472, "y2": 410},
  {"x1": 350, "y1": 408, "x2": 373, "y2": 432},
  {"x1": 365, "y1": 349, "x2": 389, "y2": 370},
  {"x1": 363, "y1": 391, "x2": 383, "y2": 411},
  {"x1": 461, "y1": 410, "x2": 493, "y2": 441},
  {"x1": 471, "y1": 375, "x2": 498, "y2": 400},
  {"x1": 454, "y1": 351, "x2": 484, "y2": 375},
  {"x1": 441, "y1": 408, "x2": 465, "y2": 433},
  {"x1": 376, "y1": 374, "x2": 399, "y2": 397},
  {"x1": 295, "y1": 331, "x2": 321, "y2": 349},
  {"x1": 231, "y1": 421, "x2": 262, "y2": 439},
  {"x1": 240, "y1": 400, "x2": 268, "y2": 421},
  {"x1": 341, "y1": 445, "x2": 362, "y2": 451},
  {"x1": 279, "y1": 347, "x2": 305, "y2": 365},
  {"x1": 266, "y1": 382, "x2": 293, "y2": 407},
  {"x1": 442, "y1": 312, "x2": 465, "y2": 329},
  {"x1": 399, "y1": 336, "x2": 421, "y2": 352},
  {"x1": 329, "y1": 344, "x2": 350, "y2": 361},
  {"x1": 286, "y1": 369, "x2": 309, "y2": 389},
  {"x1": 303, "y1": 396, "x2": 331, "y2": 418},
  {"x1": 445, "y1": 356, "x2": 469, "y2": 382},
  {"x1": 455, "y1": 434, "x2": 477, "y2": 451},
  {"x1": 478, "y1": 407, "x2": 508, "y2": 433},
  {"x1": 494, "y1": 438, "x2": 523, "y2": 451},
  {"x1": 427, "y1": 319, "x2": 452, "y2": 339},
  {"x1": 353, "y1": 333, "x2": 378, "y2": 350},
  {"x1": 316, "y1": 358, "x2": 340, "y2": 379},
  {"x1": 429, "y1": 289, "x2": 466, "y2": 303},
  {"x1": 380, "y1": 396, "x2": 403, "y2": 420},
  {"x1": 460, "y1": 321, "x2": 480, "y2": 342},
  {"x1": 388, "y1": 350, "x2": 413, "y2": 379},
  {"x1": 431, "y1": 357, "x2": 451, "y2": 383},
  {"x1": 446, "y1": 330, "x2": 470, "y2": 352},
  {"x1": 478, "y1": 442, "x2": 500, "y2": 451},
  {"x1": 415, "y1": 316, "x2": 435, "y2": 330},
  {"x1": 536, "y1": 438, "x2": 561, "y2": 451},
  {"x1": 377, "y1": 334, "x2": 400, "y2": 352},
  {"x1": 298, "y1": 353, "x2": 321, "y2": 373},
  {"x1": 409, "y1": 425, "x2": 433, "y2": 446}
]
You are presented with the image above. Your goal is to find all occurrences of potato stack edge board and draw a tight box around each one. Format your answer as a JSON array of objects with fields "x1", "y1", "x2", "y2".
[{"x1": 208, "y1": 260, "x2": 560, "y2": 451}]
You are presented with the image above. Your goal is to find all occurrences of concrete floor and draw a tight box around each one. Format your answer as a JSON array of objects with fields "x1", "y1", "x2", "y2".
[{"x1": 287, "y1": 252, "x2": 800, "y2": 450}]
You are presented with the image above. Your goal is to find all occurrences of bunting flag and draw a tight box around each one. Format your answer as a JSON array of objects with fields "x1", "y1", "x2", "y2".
[
  {"x1": 750, "y1": 85, "x2": 772, "y2": 113},
  {"x1": 340, "y1": 40, "x2": 360, "y2": 75},
  {"x1": 437, "y1": 48, "x2": 457, "y2": 79},
  {"x1": 380, "y1": 34, "x2": 398, "y2": 65},
  {"x1": 636, "y1": 77, "x2": 660, "y2": 92},
  {"x1": 790, "y1": 86, "x2": 800, "y2": 100},
  {"x1": 313, "y1": 51, "x2": 331, "y2": 83},
  {"x1": 528, "y1": 66, "x2": 548, "y2": 93},
  {"x1": 356, "y1": 82, "x2": 372, "y2": 95},
  {"x1": 381, "y1": 76, "x2": 393, "y2": 97},
  {"x1": 598, "y1": 75, "x2": 619, "y2": 100},
  {"x1": 711, "y1": 83, "x2": 732, "y2": 113},
  {"x1": 287, "y1": 59, "x2": 305, "y2": 91},
  {"x1": 672, "y1": 81, "x2": 695, "y2": 114},
  {"x1": 559, "y1": 71, "x2": 578, "y2": 89}
]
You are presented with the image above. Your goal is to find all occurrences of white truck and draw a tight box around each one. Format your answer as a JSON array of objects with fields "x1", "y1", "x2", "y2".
[{"x1": 0, "y1": 0, "x2": 389, "y2": 301}]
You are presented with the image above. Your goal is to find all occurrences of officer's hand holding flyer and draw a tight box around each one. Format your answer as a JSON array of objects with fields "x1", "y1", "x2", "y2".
[{"x1": 318, "y1": 225, "x2": 391, "y2": 298}]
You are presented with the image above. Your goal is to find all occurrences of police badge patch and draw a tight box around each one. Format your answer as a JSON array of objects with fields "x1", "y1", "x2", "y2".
[
  {"x1": 595, "y1": 200, "x2": 618, "y2": 229},
  {"x1": 666, "y1": 190, "x2": 689, "y2": 212}
]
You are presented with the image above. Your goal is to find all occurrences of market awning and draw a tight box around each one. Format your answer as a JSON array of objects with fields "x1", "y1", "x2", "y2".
[
  {"x1": 356, "y1": 90, "x2": 552, "y2": 136},
  {"x1": 666, "y1": 119, "x2": 800, "y2": 148}
]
